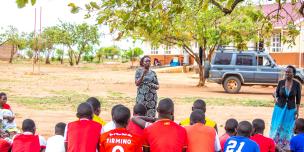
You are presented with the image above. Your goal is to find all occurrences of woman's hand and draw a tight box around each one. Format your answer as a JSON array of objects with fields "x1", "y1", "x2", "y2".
[{"x1": 295, "y1": 111, "x2": 299, "y2": 119}]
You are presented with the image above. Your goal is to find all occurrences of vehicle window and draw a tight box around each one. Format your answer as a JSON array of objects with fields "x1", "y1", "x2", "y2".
[
  {"x1": 236, "y1": 55, "x2": 253, "y2": 66},
  {"x1": 257, "y1": 56, "x2": 271, "y2": 66},
  {"x1": 214, "y1": 53, "x2": 232, "y2": 65}
]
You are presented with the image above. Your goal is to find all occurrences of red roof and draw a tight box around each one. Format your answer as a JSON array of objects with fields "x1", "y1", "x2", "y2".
[{"x1": 260, "y1": 2, "x2": 303, "y2": 28}]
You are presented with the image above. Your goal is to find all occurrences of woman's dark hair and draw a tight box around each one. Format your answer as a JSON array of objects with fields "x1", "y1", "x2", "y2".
[
  {"x1": 287, "y1": 65, "x2": 296, "y2": 75},
  {"x1": 140, "y1": 55, "x2": 150, "y2": 67}
]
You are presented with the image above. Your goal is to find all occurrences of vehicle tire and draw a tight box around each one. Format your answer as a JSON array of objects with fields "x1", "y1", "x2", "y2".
[{"x1": 223, "y1": 76, "x2": 241, "y2": 93}]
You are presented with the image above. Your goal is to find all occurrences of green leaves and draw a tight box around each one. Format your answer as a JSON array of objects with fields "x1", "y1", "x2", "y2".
[
  {"x1": 68, "y1": 3, "x2": 80, "y2": 14},
  {"x1": 15, "y1": 0, "x2": 36, "y2": 8}
]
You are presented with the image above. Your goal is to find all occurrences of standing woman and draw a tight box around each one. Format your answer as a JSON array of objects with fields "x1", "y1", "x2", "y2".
[
  {"x1": 135, "y1": 56, "x2": 159, "y2": 117},
  {"x1": 270, "y1": 65, "x2": 301, "y2": 151}
]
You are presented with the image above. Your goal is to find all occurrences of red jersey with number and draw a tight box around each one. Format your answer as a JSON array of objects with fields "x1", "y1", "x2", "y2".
[
  {"x1": 143, "y1": 119, "x2": 188, "y2": 152},
  {"x1": 64, "y1": 119, "x2": 102, "y2": 152},
  {"x1": 99, "y1": 128, "x2": 143, "y2": 152}
]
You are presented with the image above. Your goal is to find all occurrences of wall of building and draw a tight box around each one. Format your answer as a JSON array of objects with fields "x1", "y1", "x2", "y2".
[
  {"x1": 0, "y1": 43, "x2": 14, "y2": 61},
  {"x1": 270, "y1": 52, "x2": 304, "y2": 67}
]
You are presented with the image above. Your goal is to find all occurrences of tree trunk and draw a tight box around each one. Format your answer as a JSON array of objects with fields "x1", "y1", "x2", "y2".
[
  {"x1": 198, "y1": 63, "x2": 206, "y2": 87},
  {"x1": 45, "y1": 50, "x2": 51, "y2": 64},
  {"x1": 76, "y1": 52, "x2": 82, "y2": 65},
  {"x1": 68, "y1": 49, "x2": 74, "y2": 66},
  {"x1": 9, "y1": 45, "x2": 15, "y2": 64},
  {"x1": 60, "y1": 54, "x2": 64, "y2": 64},
  {"x1": 98, "y1": 56, "x2": 101, "y2": 63},
  {"x1": 183, "y1": 44, "x2": 206, "y2": 87}
]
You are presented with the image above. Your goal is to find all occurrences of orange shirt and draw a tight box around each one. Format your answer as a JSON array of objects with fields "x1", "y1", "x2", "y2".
[
  {"x1": 99, "y1": 128, "x2": 143, "y2": 152},
  {"x1": 185, "y1": 123, "x2": 216, "y2": 152},
  {"x1": 143, "y1": 119, "x2": 188, "y2": 152}
]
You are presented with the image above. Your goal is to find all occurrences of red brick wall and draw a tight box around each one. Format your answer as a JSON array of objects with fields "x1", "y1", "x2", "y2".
[
  {"x1": 270, "y1": 52, "x2": 304, "y2": 67},
  {"x1": 0, "y1": 43, "x2": 14, "y2": 61}
]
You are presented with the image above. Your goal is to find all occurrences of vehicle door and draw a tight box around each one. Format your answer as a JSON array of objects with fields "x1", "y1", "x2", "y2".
[
  {"x1": 254, "y1": 55, "x2": 280, "y2": 83},
  {"x1": 234, "y1": 54, "x2": 256, "y2": 83}
]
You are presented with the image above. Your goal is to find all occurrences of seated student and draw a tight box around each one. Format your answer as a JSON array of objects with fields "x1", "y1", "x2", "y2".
[
  {"x1": 102, "y1": 104, "x2": 123, "y2": 133},
  {"x1": 12, "y1": 119, "x2": 47, "y2": 152},
  {"x1": 250, "y1": 119, "x2": 275, "y2": 152},
  {"x1": 0, "y1": 93, "x2": 11, "y2": 110},
  {"x1": 0, "y1": 130, "x2": 11, "y2": 152},
  {"x1": 46, "y1": 122, "x2": 66, "y2": 152},
  {"x1": 99, "y1": 105, "x2": 143, "y2": 152},
  {"x1": 1, "y1": 109, "x2": 17, "y2": 131},
  {"x1": 0, "y1": 93, "x2": 14, "y2": 124},
  {"x1": 220, "y1": 118, "x2": 238, "y2": 151},
  {"x1": 180, "y1": 99, "x2": 218, "y2": 132},
  {"x1": 126, "y1": 103, "x2": 147, "y2": 138},
  {"x1": 64, "y1": 102, "x2": 102, "y2": 152},
  {"x1": 86, "y1": 97, "x2": 106, "y2": 126},
  {"x1": 143, "y1": 98, "x2": 188, "y2": 152},
  {"x1": 224, "y1": 121, "x2": 260, "y2": 152},
  {"x1": 185, "y1": 109, "x2": 221, "y2": 152},
  {"x1": 290, "y1": 118, "x2": 304, "y2": 152}
]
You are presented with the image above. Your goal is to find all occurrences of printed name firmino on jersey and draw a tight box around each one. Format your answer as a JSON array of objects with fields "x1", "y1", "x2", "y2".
[{"x1": 106, "y1": 138, "x2": 132, "y2": 145}]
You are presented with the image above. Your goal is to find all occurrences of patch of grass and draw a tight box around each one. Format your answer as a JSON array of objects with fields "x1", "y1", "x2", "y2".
[
  {"x1": 173, "y1": 97, "x2": 273, "y2": 107},
  {"x1": 79, "y1": 66, "x2": 96, "y2": 70}
]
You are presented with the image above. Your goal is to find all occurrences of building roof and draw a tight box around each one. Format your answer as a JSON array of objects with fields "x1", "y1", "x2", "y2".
[{"x1": 260, "y1": 2, "x2": 303, "y2": 28}]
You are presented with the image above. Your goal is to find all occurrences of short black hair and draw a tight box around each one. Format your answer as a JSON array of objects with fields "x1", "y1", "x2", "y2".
[
  {"x1": 157, "y1": 98, "x2": 174, "y2": 115},
  {"x1": 252, "y1": 119, "x2": 265, "y2": 133},
  {"x1": 140, "y1": 55, "x2": 151, "y2": 67},
  {"x1": 22, "y1": 119, "x2": 36, "y2": 133},
  {"x1": 190, "y1": 109, "x2": 205, "y2": 124},
  {"x1": 193, "y1": 99, "x2": 206, "y2": 112},
  {"x1": 76, "y1": 102, "x2": 93, "y2": 119},
  {"x1": 0, "y1": 92, "x2": 6, "y2": 98},
  {"x1": 86, "y1": 97, "x2": 101, "y2": 112},
  {"x1": 55, "y1": 122, "x2": 66, "y2": 135},
  {"x1": 225, "y1": 118, "x2": 238, "y2": 133},
  {"x1": 113, "y1": 106, "x2": 131, "y2": 126},
  {"x1": 133, "y1": 103, "x2": 147, "y2": 116},
  {"x1": 111, "y1": 104, "x2": 124, "y2": 117},
  {"x1": 295, "y1": 118, "x2": 304, "y2": 132},
  {"x1": 287, "y1": 65, "x2": 296, "y2": 75},
  {"x1": 237, "y1": 121, "x2": 252, "y2": 137}
]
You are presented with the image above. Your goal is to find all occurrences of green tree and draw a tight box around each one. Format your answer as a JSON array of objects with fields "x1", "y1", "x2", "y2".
[
  {"x1": 55, "y1": 49, "x2": 64, "y2": 64},
  {"x1": 78, "y1": 0, "x2": 273, "y2": 86},
  {"x1": 125, "y1": 47, "x2": 144, "y2": 66},
  {"x1": 73, "y1": 23, "x2": 99, "y2": 65},
  {"x1": 41, "y1": 26, "x2": 62, "y2": 64},
  {"x1": 0, "y1": 26, "x2": 27, "y2": 63},
  {"x1": 102, "y1": 46, "x2": 121, "y2": 59},
  {"x1": 96, "y1": 47, "x2": 105, "y2": 63}
]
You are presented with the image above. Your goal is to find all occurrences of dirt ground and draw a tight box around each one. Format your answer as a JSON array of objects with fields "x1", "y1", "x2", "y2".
[{"x1": 0, "y1": 62, "x2": 303, "y2": 138}]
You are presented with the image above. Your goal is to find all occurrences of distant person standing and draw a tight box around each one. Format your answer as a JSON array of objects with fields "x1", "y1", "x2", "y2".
[
  {"x1": 135, "y1": 56, "x2": 159, "y2": 117},
  {"x1": 270, "y1": 65, "x2": 301, "y2": 151}
]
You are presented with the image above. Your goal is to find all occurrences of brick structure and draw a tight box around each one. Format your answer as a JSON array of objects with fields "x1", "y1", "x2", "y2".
[{"x1": 0, "y1": 42, "x2": 15, "y2": 61}]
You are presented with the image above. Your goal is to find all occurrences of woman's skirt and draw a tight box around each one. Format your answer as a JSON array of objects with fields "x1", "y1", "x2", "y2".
[{"x1": 269, "y1": 104, "x2": 296, "y2": 151}]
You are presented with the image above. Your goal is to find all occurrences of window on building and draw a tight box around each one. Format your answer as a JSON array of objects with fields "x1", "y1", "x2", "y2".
[
  {"x1": 272, "y1": 34, "x2": 281, "y2": 52},
  {"x1": 236, "y1": 55, "x2": 253, "y2": 66},
  {"x1": 213, "y1": 53, "x2": 232, "y2": 65},
  {"x1": 165, "y1": 50, "x2": 171, "y2": 54}
]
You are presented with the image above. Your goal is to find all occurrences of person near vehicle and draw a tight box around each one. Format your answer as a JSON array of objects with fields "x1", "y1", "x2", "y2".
[
  {"x1": 270, "y1": 65, "x2": 301, "y2": 151},
  {"x1": 135, "y1": 56, "x2": 159, "y2": 117}
]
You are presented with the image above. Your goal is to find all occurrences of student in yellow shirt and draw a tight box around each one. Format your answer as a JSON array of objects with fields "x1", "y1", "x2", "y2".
[
  {"x1": 86, "y1": 97, "x2": 106, "y2": 126},
  {"x1": 180, "y1": 99, "x2": 218, "y2": 132}
]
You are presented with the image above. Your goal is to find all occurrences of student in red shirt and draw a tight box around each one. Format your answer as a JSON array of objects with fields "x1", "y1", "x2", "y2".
[
  {"x1": 12, "y1": 119, "x2": 47, "y2": 152},
  {"x1": 143, "y1": 98, "x2": 188, "y2": 152},
  {"x1": 219, "y1": 118, "x2": 238, "y2": 151},
  {"x1": 100, "y1": 105, "x2": 143, "y2": 152},
  {"x1": 127, "y1": 103, "x2": 147, "y2": 138},
  {"x1": 0, "y1": 92, "x2": 12, "y2": 110},
  {"x1": 64, "y1": 102, "x2": 102, "y2": 152},
  {"x1": 251, "y1": 119, "x2": 276, "y2": 152}
]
